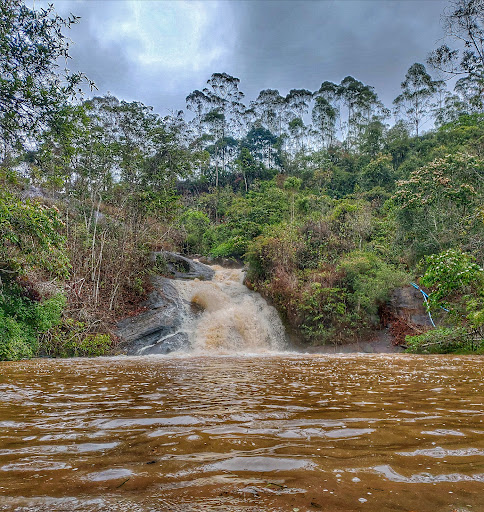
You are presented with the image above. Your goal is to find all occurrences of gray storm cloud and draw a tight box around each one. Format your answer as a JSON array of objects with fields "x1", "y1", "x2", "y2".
[{"x1": 46, "y1": 0, "x2": 448, "y2": 113}]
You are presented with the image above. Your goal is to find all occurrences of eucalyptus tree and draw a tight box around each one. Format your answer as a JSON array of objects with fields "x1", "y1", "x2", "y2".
[
  {"x1": 244, "y1": 126, "x2": 279, "y2": 169},
  {"x1": 249, "y1": 89, "x2": 285, "y2": 165},
  {"x1": 311, "y1": 96, "x2": 338, "y2": 149},
  {"x1": 235, "y1": 146, "x2": 266, "y2": 193},
  {"x1": 315, "y1": 81, "x2": 341, "y2": 104},
  {"x1": 393, "y1": 63, "x2": 442, "y2": 136},
  {"x1": 186, "y1": 89, "x2": 210, "y2": 142},
  {"x1": 339, "y1": 76, "x2": 385, "y2": 146},
  {"x1": 312, "y1": 81, "x2": 341, "y2": 147},
  {"x1": 201, "y1": 73, "x2": 246, "y2": 180},
  {"x1": 250, "y1": 89, "x2": 286, "y2": 136},
  {"x1": 203, "y1": 72, "x2": 245, "y2": 138},
  {"x1": 284, "y1": 89, "x2": 313, "y2": 154},
  {"x1": 287, "y1": 117, "x2": 307, "y2": 154},
  {"x1": 429, "y1": 0, "x2": 484, "y2": 110},
  {"x1": 285, "y1": 89, "x2": 313, "y2": 120},
  {"x1": 202, "y1": 109, "x2": 225, "y2": 188}
]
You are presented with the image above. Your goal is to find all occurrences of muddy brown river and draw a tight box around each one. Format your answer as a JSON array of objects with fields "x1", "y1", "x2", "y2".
[{"x1": 0, "y1": 354, "x2": 483, "y2": 511}]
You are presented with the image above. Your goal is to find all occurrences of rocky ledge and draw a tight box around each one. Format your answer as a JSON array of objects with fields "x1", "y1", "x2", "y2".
[
  {"x1": 151, "y1": 251, "x2": 215, "y2": 280},
  {"x1": 116, "y1": 252, "x2": 214, "y2": 355}
]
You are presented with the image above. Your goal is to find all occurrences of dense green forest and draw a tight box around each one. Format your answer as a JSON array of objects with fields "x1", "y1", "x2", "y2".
[{"x1": 0, "y1": 0, "x2": 483, "y2": 359}]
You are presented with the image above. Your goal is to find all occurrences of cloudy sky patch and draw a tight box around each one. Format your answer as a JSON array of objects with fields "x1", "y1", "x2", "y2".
[{"x1": 38, "y1": 0, "x2": 450, "y2": 114}]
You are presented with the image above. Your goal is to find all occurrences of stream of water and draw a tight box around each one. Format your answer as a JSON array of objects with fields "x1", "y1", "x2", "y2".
[
  {"x1": 0, "y1": 267, "x2": 483, "y2": 511},
  {"x1": 169, "y1": 265, "x2": 287, "y2": 354}
]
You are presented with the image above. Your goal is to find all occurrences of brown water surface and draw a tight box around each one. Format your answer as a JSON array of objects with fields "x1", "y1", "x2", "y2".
[{"x1": 0, "y1": 354, "x2": 483, "y2": 511}]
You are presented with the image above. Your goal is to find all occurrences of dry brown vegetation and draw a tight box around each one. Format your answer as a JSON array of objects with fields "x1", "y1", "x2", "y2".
[{"x1": 60, "y1": 199, "x2": 182, "y2": 337}]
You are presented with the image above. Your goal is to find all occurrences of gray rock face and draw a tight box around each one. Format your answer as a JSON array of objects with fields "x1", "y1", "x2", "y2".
[
  {"x1": 139, "y1": 333, "x2": 190, "y2": 355},
  {"x1": 117, "y1": 255, "x2": 214, "y2": 355},
  {"x1": 117, "y1": 277, "x2": 185, "y2": 355},
  {"x1": 152, "y1": 251, "x2": 215, "y2": 280},
  {"x1": 390, "y1": 286, "x2": 433, "y2": 326}
]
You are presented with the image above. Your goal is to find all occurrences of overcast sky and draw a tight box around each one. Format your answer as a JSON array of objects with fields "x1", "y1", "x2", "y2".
[{"x1": 41, "y1": 0, "x2": 450, "y2": 116}]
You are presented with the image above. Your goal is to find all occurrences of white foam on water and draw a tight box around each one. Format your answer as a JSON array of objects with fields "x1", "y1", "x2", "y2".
[{"x1": 173, "y1": 265, "x2": 287, "y2": 354}]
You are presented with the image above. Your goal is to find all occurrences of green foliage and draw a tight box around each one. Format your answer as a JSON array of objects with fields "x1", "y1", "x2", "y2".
[
  {"x1": 0, "y1": 311, "x2": 34, "y2": 360},
  {"x1": 210, "y1": 236, "x2": 247, "y2": 259},
  {"x1": 0, "y1": 0, "x2": 92, "y2": 151},
  {"x1": 0, "y1": 190, "x2": 70, "y2": 277},
  {"x1": 193, "y1": 180, "x2": 291, "y2": 258},
  {"x1": 180, "y1": 209, "x2": 211, "y2": 254},
  {"x1": 247, "y1": 214, "x2": 407, "y2": 344},
  {"x1": 246, "y1": 223, "x2": 302, "y2": 281},
  {"x1": 40, "y1": 318, "x2": 112, "y2": 358},
  {"x1": 420, "y1": 248, "x2": 484, "y2": 326},
  {"x1": 437, "y1": 114, "x2": 484, "y2": 148},
  {"x1": 395, "y1": 152, "x2": 483, "y2": 210},
  {"x1": 421, "y1": 249, "x2": 483, "y2": 304},
  {"x1": 338, "y1": 251, "x2": 408, "y2": 320},
  {"x1": 0, "y1": 281, "x2": 65, "y2": 360},
  {"x1": 298, "y1": 284, "x2": 350, "y2": 344},
  {"x1": 393, "y1": 63, "x2": 442, "y2": 136},
  {"x1": 406, "y1": 327, "x2": 483, "y2": 354},
  {"x1": 394, "y1": 152, "x2": 484, "y2": 263},
  {"x1": 359, "y1": 154, "x2": 395, "y2": 191}
]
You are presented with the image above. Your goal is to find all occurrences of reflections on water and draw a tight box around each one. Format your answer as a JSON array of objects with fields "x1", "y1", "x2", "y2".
[{"x1": 0, "y1": 354, "x2": 483, "y2": 511}]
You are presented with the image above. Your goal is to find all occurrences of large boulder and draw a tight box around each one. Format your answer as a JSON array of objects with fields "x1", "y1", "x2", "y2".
[
  {"x1": 116, "y1": 255, "x2": 215, "y2": 355},
  {"x1": 390, "y1": 286, "x2": 433, "y2": 326},
  {"x1": 116, "y1": 276, "x2": 189, "y2": 355},
  {"x1": 152, "y1": 251, "x2": 215, "y2": 280}
]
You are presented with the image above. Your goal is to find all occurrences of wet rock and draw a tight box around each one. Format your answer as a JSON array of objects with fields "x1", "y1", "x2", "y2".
[
  {"x1": 117, "y1": 256, "x2": 216, "y2": 355},
  {"x1": 117, "y1": 276, "x2": 191, "y2": 355},
  {"x1": 139, "y1": 332, "x2": 190, "y2": 355},
  {"x1": 152, "y1": 251, "x2": 215, "y2": 280}
]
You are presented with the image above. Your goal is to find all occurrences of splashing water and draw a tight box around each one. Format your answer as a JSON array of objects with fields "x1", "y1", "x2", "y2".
[{"x1": 173, "y1": 265, "x2": 287, "y2": 354}]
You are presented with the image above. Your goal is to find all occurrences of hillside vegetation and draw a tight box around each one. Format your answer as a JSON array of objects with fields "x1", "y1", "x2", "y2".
[{"x1": 0, "y1": 0, "x2": 483, "y2": 359}]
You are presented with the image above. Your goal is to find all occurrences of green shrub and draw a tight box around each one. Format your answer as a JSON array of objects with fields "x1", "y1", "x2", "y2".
[
  {"x1": 421, "y1": 249, "x2": 482, "y2": 299},
  {"x1": 0, "y1": 191, "x2": 70, "y2": 278},
  {"x1": 406, "y1": 327, "x2": 483, "y2": 354},
  {"x1": 40, "y1": 318, "x2": 112, "y2": 357},
  {"x1": 210, "y1": 235, "x2": 247, "y2": 258},
  {"x1": 180, "y1": 209, "x2": 211, "y2": 254},
  {"x1": 0, "y1": 282, "x2": 65, "y2": 360},
  {"x1": 0, "y1": 311, "x2": 35, "y2": 360},
  {"x1": 298, "y1": 284, "x2": 351, "y2": 344},
  {"x1": 338, "y1": 251, "x2": 408, "y2": 320},
  {"x1": 420, "y1": 249, "x2": 484, "y2": 323}
]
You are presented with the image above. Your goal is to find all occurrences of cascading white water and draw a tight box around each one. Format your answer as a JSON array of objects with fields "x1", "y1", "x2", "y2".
[{"x1": 173, "y1": 265, "x2": 287, "y2": 354}]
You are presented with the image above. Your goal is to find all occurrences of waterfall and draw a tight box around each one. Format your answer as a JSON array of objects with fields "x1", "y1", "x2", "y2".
[{"x1": 171, "y1": 265, "x2": 287, "y2": 354}]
